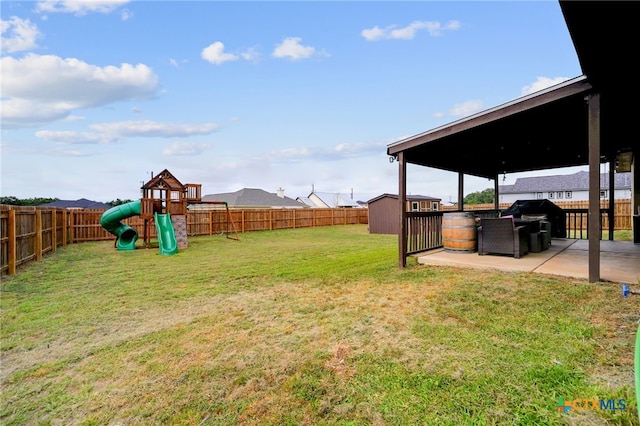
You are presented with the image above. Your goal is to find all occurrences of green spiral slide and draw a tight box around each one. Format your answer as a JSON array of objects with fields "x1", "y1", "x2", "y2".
[
  {"x1": 99, "y1": 200, "x2": 141, "y2": 251},
  {"x1": 154, "y1": 212, "x2": 178, "y2": 256}
]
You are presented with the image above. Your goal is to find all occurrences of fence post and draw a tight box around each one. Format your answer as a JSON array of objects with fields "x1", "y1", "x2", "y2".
[
  {"x1": 8, "y1": 209, "x2": 16, "y2": 275},
  {"x1": 36, "y1": 210, "x2": 43, "y2": 261},
  {"x1": 51, "y1": 209, "x2": 57, "y2": 253},
  {"x1": 62, "y1": 210, "x2": 68, "y2": 247},
  {"x1": 68, "y1": 210, "x2": 74, "y2": 243}
]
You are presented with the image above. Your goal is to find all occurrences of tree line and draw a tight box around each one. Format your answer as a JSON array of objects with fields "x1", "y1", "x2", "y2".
[{"x1": 463, "y1": 188, "x2": 495, "y2": 205}]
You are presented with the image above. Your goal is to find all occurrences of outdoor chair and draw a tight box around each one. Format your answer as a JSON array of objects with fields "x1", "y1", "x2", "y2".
[{"x1": 477, "y1": 218, "x2": 529, "y2": 258}]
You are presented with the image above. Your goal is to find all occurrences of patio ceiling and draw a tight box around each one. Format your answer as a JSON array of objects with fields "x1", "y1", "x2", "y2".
[{"x1": 387, "y1": 1, "x2": 638, "y2": 179}]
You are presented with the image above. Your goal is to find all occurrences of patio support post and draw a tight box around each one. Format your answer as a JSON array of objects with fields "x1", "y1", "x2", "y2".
[
  {"x1": 494, "y1": 174, "x2": 500, "y2": 212},
  {"x1": 398, "y1": 152, "x2": 407, "y2": 268},
  {"x1": 608, "y1": 160, "x2": 614, "y2": 240},
  {"x1": 458, "y1": 173, "x2": 464, "y2": 211},
  {"x1": 588, "y1": 92, "x2": 601, "y2": 282}
]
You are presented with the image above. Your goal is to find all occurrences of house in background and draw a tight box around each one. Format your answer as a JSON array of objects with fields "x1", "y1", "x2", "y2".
[
  {"x1": 367, "y1": 193, "x2": 441, "y2": 234},
  {"x1": 39, "y1": 198, "x2": 112, "y2": 210},
  {"x1": 298, "y1": 190, "x2": 362, "y2": 208},
  {"x1": 193, "y1": 188, "x2": 306, "y2": 209},
  {"x1": 498, "y1": 171, "x2": 631, "y2": 204}
]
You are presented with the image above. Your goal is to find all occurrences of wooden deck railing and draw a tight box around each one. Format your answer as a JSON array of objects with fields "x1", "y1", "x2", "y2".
[
  {"x1": 407, "y1": 203, "x2": 632, "y2": 256},
  {"x1": 406, "y1": 212, "x2": 443, "y2": 254}
]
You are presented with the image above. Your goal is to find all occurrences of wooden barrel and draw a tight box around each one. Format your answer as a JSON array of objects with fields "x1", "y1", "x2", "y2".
[{"x1": 442, "y1": 212, "x2": 477, "y2": 253}]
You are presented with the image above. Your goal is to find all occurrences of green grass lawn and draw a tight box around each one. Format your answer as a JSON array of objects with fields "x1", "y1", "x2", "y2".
[{"x1": 1, "y1": 225, "x2": 638, "y2": 425}]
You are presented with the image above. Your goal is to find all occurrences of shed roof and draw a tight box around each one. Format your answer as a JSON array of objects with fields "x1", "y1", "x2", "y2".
[{"x1": 367, "y1": 193, "x2": 441, "y2": 204}]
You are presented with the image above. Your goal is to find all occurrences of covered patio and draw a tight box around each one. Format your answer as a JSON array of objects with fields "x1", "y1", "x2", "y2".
[
  {"x1": 387, "y1": 1, "x2": 639, "y2": 283},
  {"x1": 416, "y1": 238, "x2": 640, "y2": 284}
]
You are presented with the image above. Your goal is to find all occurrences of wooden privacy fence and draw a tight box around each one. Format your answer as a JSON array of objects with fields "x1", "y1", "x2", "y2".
[
  {"x1": 0, "y1": 206, "x2": 69, "y2": 276},
  {"x1": 442, "y1": 199, "x2": 633, "y2": 230},
  {"x1": 1, "y1": 205, "x2": 369, "y2": 276}
]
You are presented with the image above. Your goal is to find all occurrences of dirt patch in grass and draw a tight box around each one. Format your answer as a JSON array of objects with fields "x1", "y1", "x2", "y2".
[
  {"x1": 1, "y1": 293, "x2": 226, "y2": 380},
  {"x1": 1, "y1": 278, "x2": 447, "y2": 378}
]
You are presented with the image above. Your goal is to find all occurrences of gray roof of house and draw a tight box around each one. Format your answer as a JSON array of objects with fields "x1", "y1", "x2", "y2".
[
  {"x1": 311, "y1": 192, "x2": 361, "y2": 208},
  {"x1": 39, "y1": 198, "x2": 111, "y2": 209},
  {"x1": 499, "y1": 171, "x2": 631, "y2": 194},
  {"x1": 201, "y1": 188, "x2": 306, "y2": 208},
  {"x1": 296, "y1": 197, "x2": 314, "y2": 207}
]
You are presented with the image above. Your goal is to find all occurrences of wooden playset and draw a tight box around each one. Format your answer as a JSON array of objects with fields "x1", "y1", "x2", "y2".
[{"x1": 100, "y1": 169, "x2": 238, "y2": 254}]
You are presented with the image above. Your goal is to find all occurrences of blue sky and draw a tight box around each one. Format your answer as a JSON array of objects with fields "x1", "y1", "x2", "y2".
[{"x1": 1, "y1": 0, "x2": 585, "y2": 203}]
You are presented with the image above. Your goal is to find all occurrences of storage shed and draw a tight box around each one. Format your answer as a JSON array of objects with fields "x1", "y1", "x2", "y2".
[{"x1": 368, "y1": 194, "x2": 441, "y2": 234}]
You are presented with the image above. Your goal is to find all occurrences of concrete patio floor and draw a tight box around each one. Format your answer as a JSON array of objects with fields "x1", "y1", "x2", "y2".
[{"x1": 415, "y1": 239, "x2": 640, "y2": 284}]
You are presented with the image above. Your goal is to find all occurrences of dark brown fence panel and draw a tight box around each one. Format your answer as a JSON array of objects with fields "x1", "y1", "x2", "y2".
[
  {"x1": 16, "y1": 209, "x2": 37, "y2": 268},
  {"x1": 55, "y1": 209, "x2": 66, "y2": 249},
  {"x1": 0, "y1": 209, "x2": 9, "y2": 275},
  {"x1": 241, "y1": 209, "x2": 269, "y2": 232},
  {"x1": 293, "y1": 209, "x2": 314, "y2": 228},
  {"x1": 41, "y1": 209, "x2": 54, "y2": 255},
  {"x1": 270, "y1": 209, "x2": 291, "y2": 230},
  {"x1": 406, "y1": 212, "x2": 443, "y2": 254},
  {"x1": 187, "y1": 210, "x2": 210, "y2": 236},
  {"x1": 313, "y1": 209, "x2": 334, "y2": 227},
  {"x1": 72, "y1": 209, "x2": 112, "y2": 242}
]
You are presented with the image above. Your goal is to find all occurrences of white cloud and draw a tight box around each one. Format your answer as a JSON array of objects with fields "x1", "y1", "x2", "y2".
[
  {"x1": 272, "y1": 37, "x2": 316, "y2": 61},
  {"x1": 35, "y1": 130, "x2": 117, "y2": 144},
  {"x1": 447, "y1": 99, "x2": 484, "y2": 117},
  {"x1": 49, "y1": 147, "x2": 95, "y2": 157},
  {"x1": 360, "y1": 26, "x2": 386, "y2": 42},
  {"x1": 1, "y1": 98, "x2": 71, "y2": 127},
  {"x1": 120, "y1": 8, "x2": 133, "y2": 20},
  {"x1": 361, "y1": 20, "x2": 460, "y2": 41},
  {"x1": 521, "y1": 76, "x2": 571, "y2": 96},
  {"x1": 240, "y1": 46, "x2": 261, "y2": 62},
  {"x1": 90, "y1": 120, "x2": 219, "y2": 137},
  {"x1": 162, "y1": 142, "x2": 211, "y2": 156},
  {"x1": 1, "y1": 17, "x2": 41, "y2": 53},
  {"x1": 32, "y1": 120, "x2": 218, "y2": 150},
  {"x1": 35, "y1": 0, "x2": 131, "y2": 16},
  {"x1": 201, "y1": 41, "x2": 238, "y2": 65},
  {"x1": 0, "y1": 54, "x2": 159, "y2": 128},
  {"x1": 263, "y1": 141, "x2": 386, "y2": 163},
  {"x1": 432, "y1": 99, "x2": 484, "y2": 119},
  {"x1": 63, "y1": 114, "x2": 85, "y2": 122}
]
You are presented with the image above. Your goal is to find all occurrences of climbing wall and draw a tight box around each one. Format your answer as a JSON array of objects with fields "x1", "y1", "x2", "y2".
[{"x1": 172, "y1": 214, "x2": 188, "y2": 248}]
